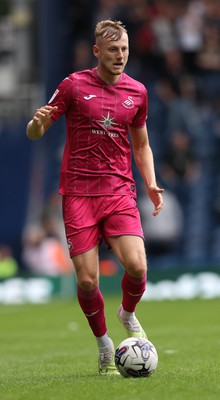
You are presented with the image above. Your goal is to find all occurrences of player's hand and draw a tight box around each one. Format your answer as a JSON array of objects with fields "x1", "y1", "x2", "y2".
[
  {"x1": 27, "y1": 105, "x2": 58, "y2": 140},
  {"x1": 147, "y1": 184, "x2": 164, "y2": 217},
  {"x1": 33, "y1": 105, "x2": 57, "y2": 127}
]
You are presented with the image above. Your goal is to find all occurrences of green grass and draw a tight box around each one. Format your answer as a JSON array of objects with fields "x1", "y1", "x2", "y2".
[{"x1": 0, "y1": 297, "x2": 219, "y2": 400}]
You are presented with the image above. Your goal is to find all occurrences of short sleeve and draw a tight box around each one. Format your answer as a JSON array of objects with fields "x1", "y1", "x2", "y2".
[
  {"x1": 47, "y1": 75, "x2": 73, "y2": 121},
  {"x1": 130, "y1": 85, "x2": 148, "y2": 129}
]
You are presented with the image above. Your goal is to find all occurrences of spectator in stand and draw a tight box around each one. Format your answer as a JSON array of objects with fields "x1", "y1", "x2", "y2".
[
  {"x1": 70, "y1": 39, "x2": 95, "y2": 72},
  {"x1": 196, "y1": 24, "x2": 220, "y2": 71},
  {"x1": 151, "y1": 0, "x2": 180, "y2": 54},
  {"x1": 0, "y1": 245, "x2": 18, "y2": 279},
  {"x1": 138, "y1": 185, "x2": 183, "y2": 257},
  {"x1": 159, "y1": 128, "x2": 201, "y2": 209},
  {"x1": 22, "y1": 223, "x2": 73, "y2": 276},
  {"x1": 195, "y1": 22, "x2": 220, "y2": 98},
  {"x1": 175, "y1": 0, "x2": 205, "y2": 72}
]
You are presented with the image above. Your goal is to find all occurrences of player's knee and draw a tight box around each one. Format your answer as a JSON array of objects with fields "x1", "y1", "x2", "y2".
[
  {"x1": 78, "y1": 277, "x2": 98, "y2": 291},
  {"x1": 125, "y1": 255, "x2": 147, "y2": 277},
  {"x1": 131, "y1": 265, "x2": 147, "y2": 278}
]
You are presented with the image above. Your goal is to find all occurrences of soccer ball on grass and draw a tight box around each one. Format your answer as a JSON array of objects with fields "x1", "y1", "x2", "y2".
[{"x1": 115, "y1": 337, "x2": 158, "y2": 378}]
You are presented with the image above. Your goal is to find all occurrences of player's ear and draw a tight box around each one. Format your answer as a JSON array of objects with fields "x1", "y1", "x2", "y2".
[{"x1": 93, "y1": 44, "x2": 99, "y2": 59}]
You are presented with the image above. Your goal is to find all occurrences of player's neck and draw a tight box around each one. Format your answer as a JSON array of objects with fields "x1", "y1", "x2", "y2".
[{"x1": 96, "y1": 66, "x2": 121, "y2": 85}]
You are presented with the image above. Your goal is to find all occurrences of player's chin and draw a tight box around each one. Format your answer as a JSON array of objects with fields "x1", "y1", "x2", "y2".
[{"x1": 111, "y1": 67, "x2": 124, "y2": 75}]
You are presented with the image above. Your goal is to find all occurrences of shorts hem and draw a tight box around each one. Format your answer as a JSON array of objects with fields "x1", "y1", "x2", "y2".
[
  {"x1": 106, "y1": 233, "x2": 144, "y2": 240},
  {"x1": 69, "y1": 242, "x2": 99, "y2": 258}
]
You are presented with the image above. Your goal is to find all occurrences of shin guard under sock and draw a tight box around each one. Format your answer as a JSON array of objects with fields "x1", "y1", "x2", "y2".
[
  {"x1": 121, "y1": 271, "x2": 147, "y2": 312},
  {"x1": 77, "y1": 285, "x2": 107, "y2": 337}
]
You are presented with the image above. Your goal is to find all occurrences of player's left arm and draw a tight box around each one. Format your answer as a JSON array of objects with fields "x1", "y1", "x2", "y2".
[{"x1": 129, "y1": 124, "x2": 164, "y2": 216}]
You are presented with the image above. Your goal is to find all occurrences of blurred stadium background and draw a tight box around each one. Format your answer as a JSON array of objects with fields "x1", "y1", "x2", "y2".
[{"x1": 0, "y1": 0, "x2": 220, "y2": 302}]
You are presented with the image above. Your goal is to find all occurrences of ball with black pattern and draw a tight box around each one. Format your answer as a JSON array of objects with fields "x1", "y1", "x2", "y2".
[{"x1": 115, "y1": 337, "x2": 158, "y2": 378}]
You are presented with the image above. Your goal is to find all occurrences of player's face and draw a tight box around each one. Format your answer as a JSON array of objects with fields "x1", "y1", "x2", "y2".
[{"x1": 94, "y1": 32, "x2": 129, "y2": 83}]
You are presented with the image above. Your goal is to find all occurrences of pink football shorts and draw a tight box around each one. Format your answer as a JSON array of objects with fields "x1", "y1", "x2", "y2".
[{"x1": 62, "y1": 195, "x2": 144, "y2": 257}]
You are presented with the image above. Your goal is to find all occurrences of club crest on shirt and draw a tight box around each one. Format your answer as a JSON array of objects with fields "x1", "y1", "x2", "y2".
[{"x1": 122, "y1": 96, "x2": 134, "y2": 109}]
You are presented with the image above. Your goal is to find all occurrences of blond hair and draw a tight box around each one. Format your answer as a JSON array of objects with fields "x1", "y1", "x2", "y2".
[{"x1": 95, "y1": 20, "x2": 127, "y2": 43}]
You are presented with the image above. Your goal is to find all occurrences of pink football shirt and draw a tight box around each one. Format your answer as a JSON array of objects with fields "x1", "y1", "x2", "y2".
[{"x1": 48, "y1": 68, "x2": 148, "y2": 198}]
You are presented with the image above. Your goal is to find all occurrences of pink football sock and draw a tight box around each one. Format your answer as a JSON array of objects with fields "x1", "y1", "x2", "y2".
[
  {"x1": 121, "y1": 271, "x2": 147, "y2": 312},
  {"x1": 77, "y1": 285, "x2": 107, "y2": 337}
]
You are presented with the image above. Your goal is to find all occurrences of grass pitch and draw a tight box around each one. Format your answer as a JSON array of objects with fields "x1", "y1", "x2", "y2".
[{"x1": 0, "y1": 297, "x2": 219, "y2": 400}]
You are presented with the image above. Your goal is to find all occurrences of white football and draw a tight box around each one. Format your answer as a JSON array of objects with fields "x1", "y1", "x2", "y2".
[{"x1": 115, "y1": 337, "x2": 158, "y2": 378}]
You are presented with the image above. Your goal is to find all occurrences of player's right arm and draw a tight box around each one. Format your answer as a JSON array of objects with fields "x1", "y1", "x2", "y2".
[{"x1": 26, "y1": 105, "x2": 57, "y2": 140}]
